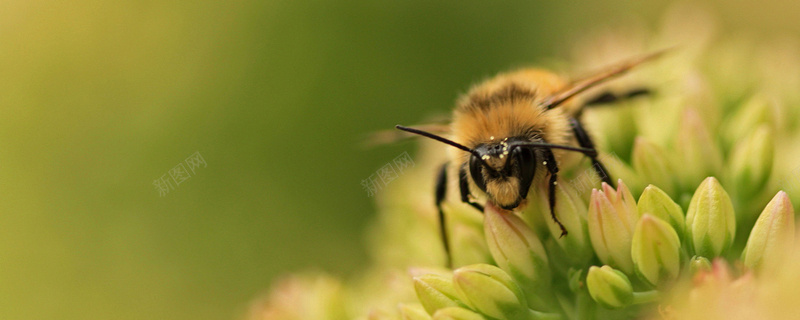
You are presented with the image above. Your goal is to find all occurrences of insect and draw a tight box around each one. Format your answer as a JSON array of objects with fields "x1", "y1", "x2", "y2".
[{"x1": 395, "y1": 52, "x2": 662, "y2": 267}]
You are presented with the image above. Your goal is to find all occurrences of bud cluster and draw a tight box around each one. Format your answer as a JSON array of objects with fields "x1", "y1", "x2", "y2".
[{"x1": 250, "y1": 9, "x2": 800, "y2": 320}]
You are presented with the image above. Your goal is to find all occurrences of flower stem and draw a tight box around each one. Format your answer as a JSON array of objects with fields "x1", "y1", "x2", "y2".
[
  {"x1": 529, "y1": 309, "x2": 564, "y2": 320},
  {"x1": 631, "y1": 290, "x2": 660, "y2": 305}
]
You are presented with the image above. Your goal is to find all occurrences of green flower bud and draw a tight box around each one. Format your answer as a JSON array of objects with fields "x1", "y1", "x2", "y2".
[
  {"x1": 484, "y1": 202, "x2": 550, "y2": 309},
  {"x1": 414, "y1": 273, "x2": 462, "y2": 315},
  {"x1": 431, "y1": 307, "x2": 488, "y2": 320},
  {"x1": 567, "y1": 268, "x2": 583, "y2": 293},
  {"x1": 586, "y1": 265, "x2": 634, "y2": 309},
  {"x1": 689, "y1": 256, "x2": 712, "y2": 274},
  {"x1": 631, "y1": 215, "x2": 682, "y2": 287},
  {"x1": 742, "y1": 191, "x2": 796, "y2": 271},
  {"x1": 685, "y1": 177, "x2": 736, "y2": 258},
  {"x1": 728, "y1": 125, "x2": 774, "y2": 198},
  {"x1": 588, "y1": 182, "x2": 638, "y2": 274},
  {"x1": 632, "y1": 137, "x2": 676, "y2": 195},
  {"x1": 722, "y1": 95, "x2": 774, "y2": 151},
  {"x1": 637, "y1": 184, "x2": 685, "y2": 236},
  {"x1": 452, "y1": 264, "x2": 530, "y2": 320},
  {"x1": 676, "y1": 108, "x2": 723, "y2": 190},
  {"x1": 399, "y1": 304, "x2": 433, "y2": 320}
]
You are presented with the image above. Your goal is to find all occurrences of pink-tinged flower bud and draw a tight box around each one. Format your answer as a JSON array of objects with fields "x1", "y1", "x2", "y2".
[
  {"x1": 685, "y1": 177, "x2": 736, "y2": 258},
  {"x1": 248, "y1": 273, "x2": 347, "y2": 320},
  {"x1": 741, "y1": 191, "x2": 795, "y2": 271},
  {"x1": 587, "y1": 181, "x2": 638, "y2": 274}
]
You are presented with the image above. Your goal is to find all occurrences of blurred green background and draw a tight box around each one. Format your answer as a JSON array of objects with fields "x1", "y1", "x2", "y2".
[{"x1": 1, "y1": 0, "x2": 798, "y2": 319}]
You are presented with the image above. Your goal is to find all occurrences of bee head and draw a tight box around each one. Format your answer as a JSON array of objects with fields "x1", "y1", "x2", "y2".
[
  {"x1": 469, "y1": 138, "x2": 537, "y2": 210},
  {"x1": 395, "y1": 125, "x2": 594, "y2": 211}
]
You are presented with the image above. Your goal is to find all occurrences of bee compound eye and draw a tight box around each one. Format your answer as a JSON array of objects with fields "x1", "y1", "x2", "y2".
[
  {"x1": 513, "y1": 147, "x2": 537, "y2": 198},
  {"x1": 468, "y1": 154, "x2": 487, "y2": 192}
]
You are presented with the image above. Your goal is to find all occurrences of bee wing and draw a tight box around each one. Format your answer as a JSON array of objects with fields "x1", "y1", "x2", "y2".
[
  {"x1": 362, "y1": 123, "x2": 451, "y2": 148},
  {"x1": 540, "y1": 49, "x2": 669, "y2": 110}
]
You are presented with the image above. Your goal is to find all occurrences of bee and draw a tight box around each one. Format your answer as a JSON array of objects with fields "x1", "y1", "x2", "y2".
[{"x1": 395, "y1": 52, "x2": 662, "y2": 267}]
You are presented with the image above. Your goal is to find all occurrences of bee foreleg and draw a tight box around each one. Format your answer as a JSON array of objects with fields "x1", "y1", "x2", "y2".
[
  {"x1": 569, "y1": 117, "x2": 613, "y2": 186},
  {"x1": 543, "y1": 149, "x2": 568, "y2": 237},
  {"x1": 458, "y1": 166, "x2": 484, "y2": 212},
  {"x1": 435, "y1": 162, "x2": 452, "y2": 268}
]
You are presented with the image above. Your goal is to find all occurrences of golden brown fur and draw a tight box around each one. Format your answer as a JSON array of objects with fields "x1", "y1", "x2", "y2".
[{"x1": 449, "y1": 69, "x2": 580, "y2": 208}]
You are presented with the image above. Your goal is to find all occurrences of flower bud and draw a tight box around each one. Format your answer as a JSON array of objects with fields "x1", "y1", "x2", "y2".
[
  {"x1": 431, "y1": 307, "x2": 488, "y2": 320},
  {"x1": 685, "y1": 177, "x2": 736, "y2": 258},
  {"x1": 399, "y1": 304, "x2": 433, "y2": 320},
  {"x1": 413, "y1": 273, "x2": 461, "y2": 315},
  {"x1": 604, "y1": 180, "x2": 638, "y2": 220},
  {"x1": 452, "y1": 264, "x2": 529, "y2": 320},
  {"x1": 587, "y1": 182, "x2": 638, "y2": 274},
  {"x1": 680, "y1": 260, "x2": 757, "y2": 319},
  {"x1": 534, "y1": 181, "x2": 592, "y2": 266},
  {"x1": 741, "y1": 191, "x2": 796, "y2": 271},
  {"x1": 632, "y1": 137, "x2": 676, "y2": 195},
  {"x1": 632, "y1": 215, "x2": 682, "y2": 286},
  {"x1": 722, "y1": 95, "x2": 774, "y2": 150},
  {"x1": 637, "y1": 184, "x2": 685, "y2": 236},
  {"x1": 728, "y1": 125, "x2": 774, "y2": 198},
  {"x1": 689, "y1": 256, "x2": 712, "y2": 274},
  {"x1": 248, "y1": 273, "x2": 347, "y2": 320},
  {"x1": 484, "y1": 202, "x2": 550, "y2": 309},
  {"x1": 586, "y1": 265, "x2": 634, "y2": 309},
  {"x1": 676, "y1": 108, "x2": 724, "y2": 190}
]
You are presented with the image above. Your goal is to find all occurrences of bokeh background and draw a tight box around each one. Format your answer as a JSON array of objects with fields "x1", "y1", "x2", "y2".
[{"x1": 2, "y1": 1, "x2": 799, "y2": 319}]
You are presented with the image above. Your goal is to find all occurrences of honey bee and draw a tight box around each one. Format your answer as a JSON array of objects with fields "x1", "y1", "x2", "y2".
[{"x1": 396, "y1": 52, "x2": 662, "y2": 266}]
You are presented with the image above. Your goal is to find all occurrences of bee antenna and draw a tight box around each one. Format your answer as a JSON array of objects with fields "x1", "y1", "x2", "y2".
[
  {"x1": 395, "y1": 125, "x2": 472, "y2": 153},
  {"x1": 395, "y1": 125, "x2": 495, "y2": 170}
]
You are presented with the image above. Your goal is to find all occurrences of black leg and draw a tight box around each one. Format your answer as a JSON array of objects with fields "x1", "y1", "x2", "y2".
[
  {"x1": 569, "y1": 117, "x2": 613, "y2": 186},
  {"x1": 543, "y1": 149, "x2": 568, "y2": 237},
  {"x1": 585, "y1": 88, "x2": 650, "y2": 106},
  {"x1": 435, "y1": 163, "x2": 452, "y2": 268},
  {"x1": 459, "y1": 166, "x2": 484, "y2": 212}
]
